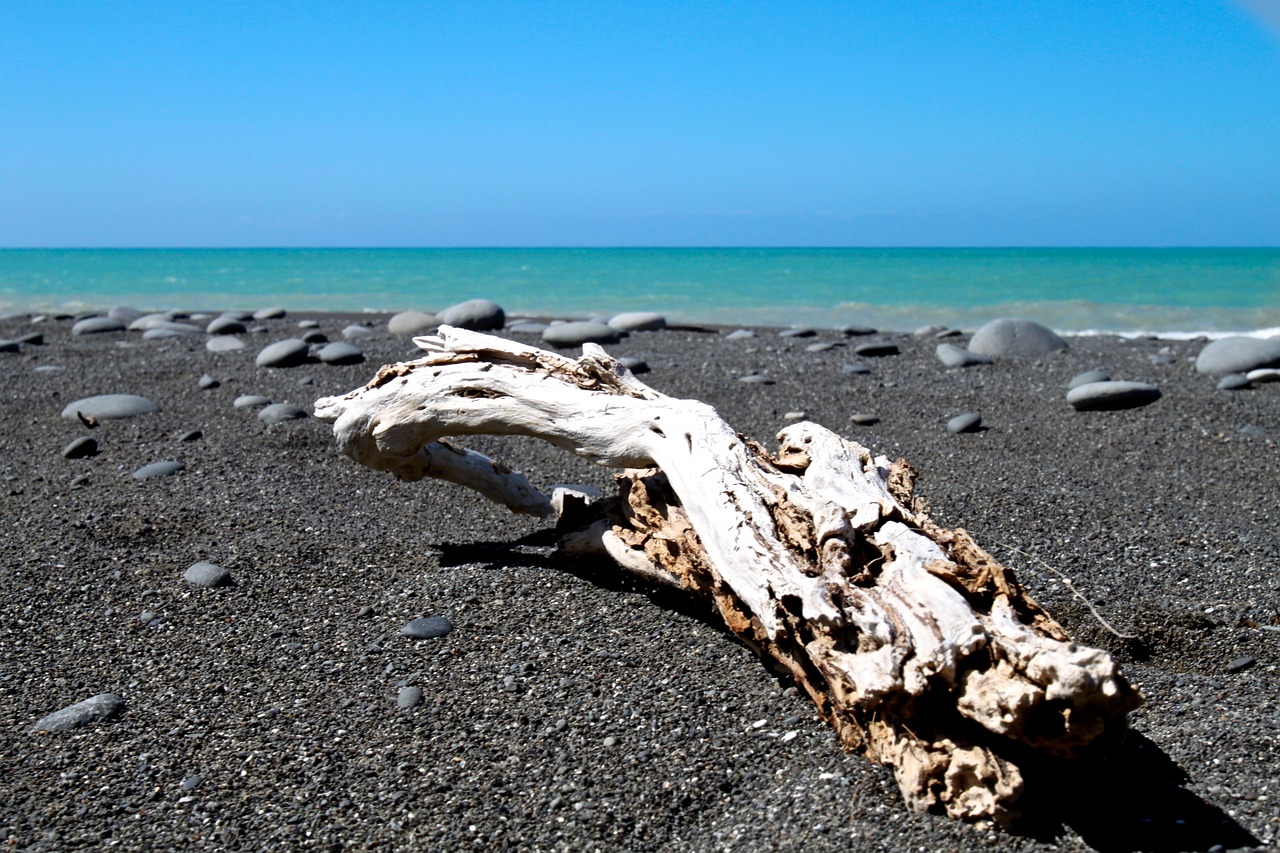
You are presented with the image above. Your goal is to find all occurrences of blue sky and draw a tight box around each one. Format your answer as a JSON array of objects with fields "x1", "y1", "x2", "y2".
[{"x1": 2, "y1": 1, "x2": 1278, "y2": 247}]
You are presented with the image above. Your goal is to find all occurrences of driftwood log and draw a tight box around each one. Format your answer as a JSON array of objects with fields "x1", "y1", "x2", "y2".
[{"x1": 314, "y1": 326, "x2": 1141, "y2": 825}]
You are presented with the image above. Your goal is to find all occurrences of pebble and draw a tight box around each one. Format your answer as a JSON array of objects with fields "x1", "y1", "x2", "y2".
[
  {"x1": 206, "y1": 316, "x2": 247, "y2": 335},
  {"x1": 31, "y1": 693, "x2": 126, "y2": 732},
  {"x1": 506, "y1": 321, "x2": 550, "y2": 335},
  {"x1": 71, "y1": 316, "x2": 127, "y2": 335},
  {"x1": 179, "y1": 775, "x2": 203, "y2": 793},
  {"x1": 61, "y1": 394, "x2": 160, "y2": 421},
  {"x1": 778, "y1": 328, "x2": 815, "y2": 338},
  {"x1": 1068, "y1": 369, "x2": 1111, "y2": 389},
  {"x1": 342, "y1": 324, "x2": 374, "y2": 340},
  {"x1": 178, "y1": 429, "x2": 203, "y2": 442},
  {"x1": 935, "y1": 343, "x2": 992, "y2": 368},
  {"x1": 854, "y1": 341, "x2": 900, "y2": 358},
  {"x1": 1246, "y1": 368, "x2": 1280, "y2": 383},
  {"x1": 1216, "y1": 373, "x2": 1253, "y2": 391},
  {"x1": 725, "y1": 329, "x2": 755, "y2": 340},
  {"x1": 608, "y1": 312, "x2": 666, "y2": 332},
  {"x1": 206, "y1": 336, "x2": 246, "y2": 352},
  {"x1": 140, "y1": 321, "x2": 204, "y2": 336},
  {"x1": 968, "y1": 318, "x2": 1068, "y2": 358},
  {"x1": 402, "y1": 616, "x2": 453, "y2": 639},
  {"x1": 618, "y1": 356, "x2": 650, "y2": 374},
  {"x1": 234, "y1": 394, "x2": 272, "y2": 409},
  {"x1": 255, "y1": 339, "x2": 311, "y2": 368},
  {"x1": 439, "y1": 298, "x2": 505, "y2": 331},
  {"x1": 258, "y1": 403, "x2": 310, "y2": 424},
  {"x1": 317, "y1": 342, "x2": 365, "y2": 365},
  {"x1": 738, "y1": 374, "x2": 774, "y2": 384},
  {"x1": 301, "y1": 330, "x2": 328, "y2": 344},
  {"x1": 1194, "y1": 336, "x2": 1280, "y2": 375},
  {"x1": 603, "y1": 736, "x2": 618, "y2": 748},
  {"x1": 397, "y1": 686, "x2": 424, "y2": 709},
  {"x1": 783, "y1": 411, "x2": 807, "y2": 422},
  {"x1": 133, "y1": 460, "x2": 185, "y2": 480},
  {"x1": 1226, "y1": 656, "x2": 1256, "y2": 673},
  {"x1": 541, "y1": 321, "x2": 621, "y2": 348},
  {"x1": 1066, "y1": 381, "x2": 1162, "y2": 411},
  {"x1": 108, "y1": 306, "x2": 143, "y2": 321},
  {"x1": 0, "y1": 339, "x2": 19, "y2": 353},
  {"x1": 1240, "y1": 424, "x2": 1267, "y2": 438},
  {"x1": 387, "y1": 311, "x2": 438, "y2": 336},
  {"x1": 184, "y1": 562, "x2": 232, "y2": 588},
  {"x1": 297, "y1": 319, "x2": 320, "y2": 329},
  {"x1": 805, "y1": 342, "x2": 840, "y2": 353},
  {"x1": 840, "y1": 324, "x2": 877, "y2": 336},
  {"x1": 840, "y1": 363, "x2": 872, "y2": 375},
  {"x1": 198, "y1": 374, "x2": 220, "y2": 389},
  {"x1": 849, "y1": 412, "x2": 880, "y2": 426},
  {"x1": 62, "y1": 437, "x2": 98, "y2": 459},
  {"x1": 947, "y1": 412, "x2": 983, "y2": 434},
  {"x1": 252, "y1": 307, "x2": 287, "y2": 320}
]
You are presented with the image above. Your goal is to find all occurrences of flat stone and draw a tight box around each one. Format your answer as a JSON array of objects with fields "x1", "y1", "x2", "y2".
[
  {"x1": 206, "y1": 316, "x2": 247, "y2": 335},
  {"x1": 72, "y1": 317, "x2": 127, "y2": 335},
  {"x1": 258, "y1": 403, "x2": 309, "y2": 424},
  {"x1": 725, "y1": 329, "x2": 756, "y2": 340},
  {"x1": 506, "y1": 321, "x2": 549, "y2": 335},
  {"x1": 233, "y1": 394, "x2": 272, "y2": 409},
  {"x1": 541, "y1": 321, "x2": 621, "y2": 348},
  {"x1": 61, "y1": 394, "x2": 160, "y2": 421},
  {"x1": 783, "y1": 411, "x2": 807, "y2": 422},
  {"x1": 62, "y1": 437, "x2": 98, "y2": 459},
  {"x1": 387, "y1": 311, "x2": 438, "y2": 336},
  {"x1": 256, "y1": 338, "x2": 311, "y2": 368},
  {"x1": 849, "y1": 412, "x2": 880, "y2": 426},
  {"x1": 738, "y1": 374, "x2": 774, "y2": 384},
  {"x1": 1246, "y1": 368, "x2": 1280, "y2": 383},
  {"x1": 127, "y1": 313, "x2": 178, "y2": 331},
  {"x1": 403, "y1": 616, "x2": 453, "y2": 639},
  {"x1": 805, "y1": 342, "x2": 841, "y2": 353},
  {"x1": 0, "y1": 339, "x2": 21, "y2": 353},
  {"x1": 1217, "y1": 373, "x2": 1253, "y2": 391},
  {"x1": 317, "y1": 342, "x2": 365, "y2": 365},
  {"x1": 1226, "y1": 655, "x2": 1256, "y2": 673},
  {"x1": 947, "y1": 412, "x2": 983, "y2": 434},
  {"x1": 935, "y1": 343, "x2": 992, "y2": 368},
  {"x1": 31, "y1": 693, "x2": 126, "y2": 732},
  {"x1": 253, "y1": 307, "x2": 287, "y2": 320},
  {"x1": 206, "y1": 336, "x2": 246, "y2": 352},
  {"x1": 184, "y1": 562, "x2": 231, "y2": 588},
  {"x1": 342, "y1": 324, "x2": 375, "y2": 340},
  {"x1": 301, "y1": 330, "x2": 328, "y2": 344},
  {"x1": 108, "y1": 306, "x2": 143, "y2": 322},
  {"x1": 397, "y1": 686, "x2": 424, "y2": 709},
  {"x1": 132, "y1": 460, "x2": 185, "y2": 480},
  {"x1": 968, "y1": 318, "x2": 1068, "y2": 358},
  {"x1": 1068, "y1": 369, "x2": 1111, "y2": 389},
  {"x1": 840, "y1": 325, "x2": 877, "y2": 336},
  {"x1": 1195, "y1": 336, "x2": 1280, "y2": 375},
  {"x1": 618, "y1": 356, "x2": 649, "y2": 374},
  {"x1": 840, "y1": 363, "x2": 872, "y2": 375},
  {"x1": 139, "y1": 321, "x2": 203, "y2": 336},
  {"x1": 440, "y1": 299, "x2": 505, "y2": 331},
  {"x1": 197, "y1": 374, "x2": 220, "y2": 389},
  {"x1": 608, "y1": 312, "x2": 666, "y2": 332},
  {"x1": 178, "y1": 429, "x2": 203, "y2": 442},
  {"x1": 297, "y1": 319, "x2": 320, "y2": 329},
  {"x1": 778, "y1": 328, "x2": 816, "y2": 338},
  {"x1": 854, "y1": 341, "x2": 899, "y2": 358},
  {"x1": 143, "y1": 327, "x2": 196, "y2": 340},
  {"x1": 1067, "y1": 381, "x2": 1162, "y2": 411}
]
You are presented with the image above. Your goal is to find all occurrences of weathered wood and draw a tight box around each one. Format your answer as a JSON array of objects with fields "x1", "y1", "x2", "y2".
[{"x1": 314, "y1": 326, "x2": 1141, "y2": 825}]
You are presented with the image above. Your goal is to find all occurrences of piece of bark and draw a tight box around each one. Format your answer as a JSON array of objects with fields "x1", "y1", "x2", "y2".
[{"x1": 315, "y1": 326, "x2": 1141, "y2": 826}]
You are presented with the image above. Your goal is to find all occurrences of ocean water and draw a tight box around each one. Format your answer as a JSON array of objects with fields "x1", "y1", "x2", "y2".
[{"x1": 1, "y1": 248, "x2": 1277, "y2": 336}]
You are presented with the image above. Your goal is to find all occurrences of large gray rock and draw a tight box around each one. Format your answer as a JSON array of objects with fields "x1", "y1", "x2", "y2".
[
  {"x1": 31, "y1": 693, "x2": 126, "y2": 732},
  {"x1": 439, "y1": 299, "x2": 505, "y2": 331},
  {"x1": 968, "y1": 318, "x2": 1068, "y2": 358},
  {"x1": 1067, "y1": 381, "x2": 1162, "y2": 411},
  {"x1": 608, "y1": 312, "x2": 666, "y2": 332},
  {"x1": 541, "y1": 321, "x2": 621, "y2": 348},
  {"x1": 61, "y1": 394, "x2": 160, "y2": 421},
  {"x1": 71, "y1": 317, "x2": 127, "y2": 335},
  {"x1": 387, "y1": 311, "x2": 438, "y2": 337},
  {"x1": 256, "y1": 338, "x2": 311, "y2": 368},
  {"x1": 1194, "y1": 336, "x2": 1280, "y2": 375}
]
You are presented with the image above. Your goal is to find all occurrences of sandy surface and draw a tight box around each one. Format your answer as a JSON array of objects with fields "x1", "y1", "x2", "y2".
[{"x1": 0, "y1": 311, "x2": 1276, "y2": 851}]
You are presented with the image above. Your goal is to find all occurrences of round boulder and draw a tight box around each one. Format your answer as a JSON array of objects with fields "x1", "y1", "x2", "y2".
[
  {"x1": 541, "y1": 321, "x2": 621, "y2": 348},
  {"x1": 387, "y1": 311, "x2": 438, "y2": 337},
  {"x1": 968, "y1": 318, "x2": 1068, "y2": 358},
  {"x1": 1194, "y1": 336, "x2": 1280, "y2": 375},
  {"x1": 1066, "y1": 381, "x2": 1162, "y2": 411},
  {"x1": 439, "y1": 299, "x2": 505, "y2": 331}
]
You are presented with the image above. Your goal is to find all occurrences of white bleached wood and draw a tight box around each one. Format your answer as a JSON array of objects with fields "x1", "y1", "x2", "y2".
[{"x1": 314, "y1": 326, "x2": 1140, "y2": 825}]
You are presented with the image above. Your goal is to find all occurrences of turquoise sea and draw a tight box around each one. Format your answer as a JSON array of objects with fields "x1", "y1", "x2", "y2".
[{"x1": 1, "y1": 248, "x2": 1277, "y2": 336}]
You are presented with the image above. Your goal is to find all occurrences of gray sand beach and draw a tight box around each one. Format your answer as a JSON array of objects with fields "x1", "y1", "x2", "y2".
[{"x1": 0, "y1": 310, "x2": 1276, "y2": 851}]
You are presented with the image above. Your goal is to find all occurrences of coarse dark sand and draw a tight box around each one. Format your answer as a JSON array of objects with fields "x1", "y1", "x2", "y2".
[{"x1": 0, "y1": 312, "x2": 1276, "y2": 851}]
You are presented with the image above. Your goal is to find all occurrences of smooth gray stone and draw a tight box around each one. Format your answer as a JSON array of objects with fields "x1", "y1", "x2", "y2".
[
  {"x1": 0, "y1": 340, "x2": 20, "y2": 353},
  {"x1": 301, "y1": 330, "x2": 328, "y2": 344},
  {"x1": 947, "y1": 412, "x2": 983, "y2": 434},
  {"x1": 969, "y1": 318, "x2": 1068, "y2": 358},
  {"x1": 132, "y1": 460, "x2": 185, "y2": 480},
  {"x1": 253, "y1": 307, "x2": 287, "y2": 320},
  {"x1": 220, "y1": 311, "x2": 255, "y2": 322},
  {"x1": 403, "y1": 616, "x2": 453, "y2": 639},
  {"x1": 618, "y1": 356, "x2": 649, "y2": 374},
  {"x1": 258, "y1": 403, "x2": 309, "y2": 424},
  {"x1": 1067, "y1": 381, "x2": 1162, "y2": 411},
  {"x1": 35, "y1": 364, "x2": 62, "y2": 372},
  {"x1": 778, "y1": 328, "x2": 816, "y2": 338},
  {"x1": 841, "y1": 363, "x2": 872, "y2": 375},
  {"x1": 738, "y1": 374, "x2": 774, "y2": 384},
  {"x1": 387, "y1": 311, "x2": 438, "y2": 336},
  {"x1": 256, "y1": 338, "x2": 311, "y2": 368},
  {"x1": 854, "y1": 341, "x2": 900, "y2": 357},
  {"x1": 849, "y1": 412, "x2": 880, "y2": 426},
  {"x1": 913, "y1": 325, "x2": 947, "y2": 338},
  {"x1": 342, "y1": 324, "x2": 374, "y2": 340},
  {"x1": 72, "y1": 317, "x2": 127, "y2": 335},
  {"x1": 1247, "y1": 368, "x2": 1280, "y2": 383},
  {"x1": 61, "y1": 394, "x2": 160, "y2": 421},
  {"x1": 178, "y1": 429, "x2": 203, "y2": 442},
  {"x1": 541, "y1": 321, "x2": 621, "y2": 348},
  {"x1": 107, "y1": 306, "x2": 143, "y2": 322},
  {"x1": 318, "y1": 342, "x2": 365, "y2": 365},
  {"x1": 1216, "y1": 373, "x2": 1253, "y2": 391},
  {"x1": 840, "y1": 325, "x2": 877, "y2": 336},
  {"x1": 206, "y1": 316, "x2": 247, "y2": 335},
  {"x1": 725, "y1": 329, "x2": 756, "y2": 340},
  {"x1": 206, "y1": 336, "x2": 246, "y2": 352},
  {"x1": 184, "y1": 562, "x2": 231, "y2": 588},
  {"x1": 233, "y1": 394, "x2": 272, "y2": 409},
  {"x1": 1194, "y1": 336, "x2": 1280, "y2": 375},
  {"x1": 297, "y1": 319, "x2": 320, "y2": 329},
  {"x1": 1069, "y1": 369, "x2": 1111, "y2": 389},
  {"x1": 935, "y1": 343, "x2": 992, "y2": 368},
  {"x1": 62, "y1": 437, "x2": 98, "y2": 459},
  {"x1": 143, "y1": 328, "x2": 191, "y2": 340},
  {"x1": 180, "y1": 775, "x2": 203, "y2": 793},
  {"x1": 439, "y1": 298, "x2": 505, "y2": 331},
  {"x1": 608, "y1": 311, "x2": 666, "y2": 332},
  {"x1": 805, "y1": 342, "x2": 840, "y2": 353},
  {"x1": 506, "y1": 321, "x2": 549, "y2": 335},
  {"x1": 31, "y1": 693, "x2": 126, "y2": 732},
  {"x1": 397, "y1": 686, "x2": 424, "y2": 709},
  {"x1": 140, "y1": 321, "x2": 203, "y2": 336},
  {"x1": 197, "y1": 374, "x2": 220, "y2": 389},
  {"x1": 127, "y1": 312, "x2": 178, "y2": 330}
]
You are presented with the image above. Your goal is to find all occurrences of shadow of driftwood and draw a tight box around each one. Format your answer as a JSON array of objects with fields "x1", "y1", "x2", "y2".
[{"x1": 435, "y1": 536, "x2": 1258, "y2": 853}]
